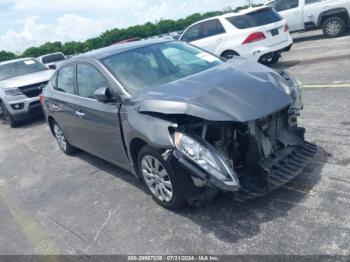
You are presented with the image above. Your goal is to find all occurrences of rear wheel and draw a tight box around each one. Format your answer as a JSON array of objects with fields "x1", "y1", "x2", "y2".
[
  {"x1": 259, "y1": 52, "x2": 280, "y2": 65},
  {"x1": 0, "y1": 102, "x2": 18, "y2": 128},
  {"x1": 221, "y1": 50, "x2": 239, "y2": 60},
  {"x1": 138, "y1": 145, "x2": 194, "y2": 209},
  {"x1": 52, "y1": 121, "x2": 77, "y2": 155},
  {"x1": 322, "y1": 17, "x2": 346, "y2": 38}
]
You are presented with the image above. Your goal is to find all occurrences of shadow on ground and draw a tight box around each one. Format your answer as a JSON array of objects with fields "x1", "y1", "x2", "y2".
[
  {"x1": 293, "y1": 31, "x2": 350, "y2": 43},
  {"x1": 73, "y1": 141, "x2": 327, "y2": 244}
]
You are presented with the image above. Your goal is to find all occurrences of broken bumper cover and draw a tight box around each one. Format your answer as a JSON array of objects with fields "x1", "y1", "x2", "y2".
[
  {"x1": 261, "y1": 141, "x2": 317, "y2": 191},
  {"x1": 173, "y1": 149, "x2": 240, "y2": 192},
  {"x1": 174, "y1": 141, "x2": 317, "y2": 196}
]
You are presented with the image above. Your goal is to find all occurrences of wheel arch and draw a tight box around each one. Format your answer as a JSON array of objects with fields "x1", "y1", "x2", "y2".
[
  {"x1": 220, "y1": 49, "x2": 240, "y2": 58},
  {"x1": 129, "y1": 137, "x2": 148, "y2": 178},
  {"x1": 318, "y1": 8, "x2": 350, "y2": 27},
  {"x1": 47, "y1": 115, "x2": 56, "y2": 136}
]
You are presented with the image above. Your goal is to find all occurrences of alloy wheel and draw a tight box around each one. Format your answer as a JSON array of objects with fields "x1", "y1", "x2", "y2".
[
  {"x1": 141, "y1": 155, "x2": 174, "y2": 202},
  {"x1": 326, "y1": 20, "x2": 341, "y2": 36},
  {"x1": 53, "y1": 124, "x2": 67, "y2": 151}
]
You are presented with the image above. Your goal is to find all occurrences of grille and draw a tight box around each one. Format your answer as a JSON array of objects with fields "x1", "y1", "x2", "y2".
[{"x1": 18, "y1": 81, "x2": 47, "y2": 98}]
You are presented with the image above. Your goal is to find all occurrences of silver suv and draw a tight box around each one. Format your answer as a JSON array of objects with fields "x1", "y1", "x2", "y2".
[{"x1": 0, "y1": 58, "x2": 54, "y2": 127}]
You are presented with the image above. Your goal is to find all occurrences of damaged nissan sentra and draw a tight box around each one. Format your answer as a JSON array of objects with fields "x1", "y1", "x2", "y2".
[{"x1": 41, "y1": 39, "x2": 317, "y2": 209}]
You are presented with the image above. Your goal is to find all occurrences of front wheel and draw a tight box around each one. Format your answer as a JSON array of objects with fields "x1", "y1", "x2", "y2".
[
  {"x1": 138, "y1": 145, "x2": 194, "y2": 209},
  {"x1": 0, "y1": 102, "x2": 18, "y2": 128},
  {"x1": 322, "y1": 17, "x2": 346, "y2": 38},
  {"x1": 52, "y1": 122, "x2": 77, "y2": 155}
]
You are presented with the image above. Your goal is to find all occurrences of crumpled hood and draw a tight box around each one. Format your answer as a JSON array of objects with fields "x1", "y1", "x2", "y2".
[
  {"x1": 0, "y1": 70, "x2": 54, "y2": 89},
  {"x1": 137, "y1": 59, "x2": 293, "y2": 122}
]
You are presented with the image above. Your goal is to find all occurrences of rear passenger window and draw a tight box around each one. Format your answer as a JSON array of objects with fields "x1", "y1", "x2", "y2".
[
  {"x1": 77, "y1": 64, "x2": 108, "y2": 99},
  {"x1": 181, "y1": 24, "x2": 201, "y2": 42},
  {"x1": 226, "y1": 7, "x2": 282, "y2": 29},
  {"x1": 56, "y1": 65, "x2": 75, "y2": 94},
  {"x1": 201, "y1": 19, "x2": 225, "y2": 38},
  {"x1": 305, "y1": 0, "x2": 321, "y2": 5},
  {"x1": 275, "y1": 0, "x2": 299, "y2": 11}
]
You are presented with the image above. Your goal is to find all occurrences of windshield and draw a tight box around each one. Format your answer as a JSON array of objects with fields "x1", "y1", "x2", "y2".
[
  {"x1": 226, "y1": 7, "x2": 282, "y2": 29},
  {"x1": 42, "y1": 53, "x2": 65, "y2": 64},
  {"x1": 102, "y1": 41, "x2": 222, "y2": 90},
  {"x1": 0, "y1": 59, "x2": 48, "y2": 81}
]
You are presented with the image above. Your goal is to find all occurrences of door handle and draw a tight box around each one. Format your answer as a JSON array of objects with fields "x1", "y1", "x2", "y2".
[{"x1": 75, "y1": 110, "x2": 86, "y2": 118}]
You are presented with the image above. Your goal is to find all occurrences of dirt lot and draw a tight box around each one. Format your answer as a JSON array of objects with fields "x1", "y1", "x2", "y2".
[{"x1": 0, "y1": 31, "x2": 350, "y2": 255}]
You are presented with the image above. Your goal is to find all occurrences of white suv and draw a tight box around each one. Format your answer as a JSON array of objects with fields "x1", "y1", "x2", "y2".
[{"x1": 179, "y1": 6, "x2": 293, "y2": 65}]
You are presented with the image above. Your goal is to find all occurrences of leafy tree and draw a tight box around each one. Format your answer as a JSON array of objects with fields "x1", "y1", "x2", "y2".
[
  {"x1": 0, "y1": 4, "x2": 263, "y2": 62},
  {"x1": 0, "y1": 51, "x2": 17, "y2": 62}
]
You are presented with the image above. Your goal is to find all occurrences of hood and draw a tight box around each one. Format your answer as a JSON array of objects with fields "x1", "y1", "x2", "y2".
[
  {"x1": 0, "y1": 69, "x2": 54, "y2": 89},
  {"x1": 137, "y1": 59, "x2": 292, "y2": 122}
]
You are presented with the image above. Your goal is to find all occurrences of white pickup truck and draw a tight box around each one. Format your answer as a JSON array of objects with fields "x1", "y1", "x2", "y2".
[{"x1": 265, "y1": 0, "x2": 350, "y2": 37}]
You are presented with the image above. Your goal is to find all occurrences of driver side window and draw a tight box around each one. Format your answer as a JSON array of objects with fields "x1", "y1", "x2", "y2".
[{"x1": 77, "y1": 64, "x2": 108, "y2": 99}]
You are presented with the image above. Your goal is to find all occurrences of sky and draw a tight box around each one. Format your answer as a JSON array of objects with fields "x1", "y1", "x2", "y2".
[{"x1": 0, "y1": 0, "x2": 265, "y2": 53}]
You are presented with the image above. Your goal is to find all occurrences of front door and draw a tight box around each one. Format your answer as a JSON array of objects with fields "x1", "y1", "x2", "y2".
[
  {"x1": 276, "y1": 0, "x2": 304, "y2": 32},
  {"x1": 72, "y1": 63, "x2": 129, "y2": 166}
]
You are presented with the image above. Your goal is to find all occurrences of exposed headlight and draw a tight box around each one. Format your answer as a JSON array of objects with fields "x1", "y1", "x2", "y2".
[
  {"x1": 173, "y1": 131, "x2": 238, "y2": 188},
  {"x1": 4, "y1": 88, "x2": 22, "y2": 96}
]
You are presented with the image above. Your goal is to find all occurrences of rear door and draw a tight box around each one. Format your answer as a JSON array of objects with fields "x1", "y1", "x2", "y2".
[
  {"x1": 73, "y1": 63, "x2": 128, "y2": 166},
  {"x1": 274, "y1": 0, "x2": 304, "y2": 31},
  {"x1": 192, "y1": 19, "x2": 226, "y2": 54},
  {"x1": 48, "y1": 64, "x2": 80, "y2": 145},
  {"x1": 180, "y1": 19, "x2": 226, "y2": 55}
]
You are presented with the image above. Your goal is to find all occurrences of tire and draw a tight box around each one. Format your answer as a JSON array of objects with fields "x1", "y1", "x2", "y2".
[
  {"x1": 0, "y1": 102, "x2": 18, "y2": 128},
  {"x1": 322, "y1": 17, "x2": 346, "y2": 38},
  {"x1": 52, "y1": 121, "x2": 77, "y2": 155},
  {"x1": 138, "y1": 145, "x2": 194, "y2": 209},
  {"x1": 221, "y1": 50, "x2": 239, "y2": 60},
  {"x1": 259, "y1": 52, "x2": 280, "y2": 65}
]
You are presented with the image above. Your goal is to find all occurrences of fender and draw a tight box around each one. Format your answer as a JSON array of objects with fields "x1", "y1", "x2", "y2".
[{"x1": 318, "y1": 8, "x2": 350, "y2": 26}]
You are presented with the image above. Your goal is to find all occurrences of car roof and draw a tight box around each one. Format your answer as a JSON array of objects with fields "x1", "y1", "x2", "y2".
[
  {"x1": 75, "y1": 38, "x2": 172, "y2": 61},
  {"x1": 0, "y1": 57, "x2": 36, "y2": 66},
  {"x1": 188, "y1": 6, "x2": 270, "y2": 25},
  {"x1": 37, "y1": 52, "x2": 65, "y2": 59}
]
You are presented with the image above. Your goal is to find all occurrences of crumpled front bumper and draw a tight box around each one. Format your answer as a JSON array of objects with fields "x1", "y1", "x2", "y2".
[
  {"x1": 173, "y1": 136, "x2": 317, "y2": 197},
  {"x1": 261, "y1": 141, "x2": 317, "y2": 191}
]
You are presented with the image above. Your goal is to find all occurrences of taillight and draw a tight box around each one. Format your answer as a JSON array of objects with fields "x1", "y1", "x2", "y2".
[
  {"x1": 39, "y1": 94, "x2": 44, "y2": 104},
  {"x1": 284, "y1": 23, "x2": 289, "y2": 32},
  {"x1": 242, "y1": 32, "x2": 266, "y2": 44}
]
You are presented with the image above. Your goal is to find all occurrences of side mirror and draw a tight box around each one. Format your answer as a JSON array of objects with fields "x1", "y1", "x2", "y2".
[
  {"x1": 94, "y1": 86, "x2": 112, "y2": 103},
  {"x1": 48, "y1": 64, "x2": 56, "y2": 70}
]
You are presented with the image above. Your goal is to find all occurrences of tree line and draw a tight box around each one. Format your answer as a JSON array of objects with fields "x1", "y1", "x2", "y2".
[{"x1": 0, "y1": 4, "x2": 261, "y2": 62}]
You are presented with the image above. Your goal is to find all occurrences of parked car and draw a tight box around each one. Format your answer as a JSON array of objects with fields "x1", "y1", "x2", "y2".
[
  {"x1": 265, "y1": 0, "x2": 350, "y2": 38},
  {"x1": 179, "y1": 6, "x2": 293, "y2": 65},
  {"x1": 0, "y1": 58, "x2": 54, "y2": 127},
  {"x1": 41, "y1": 39, "x2": 316, "y2": 209},
  {"x1": 37, "y1": 52, "x2": 67, "y2": 70}
]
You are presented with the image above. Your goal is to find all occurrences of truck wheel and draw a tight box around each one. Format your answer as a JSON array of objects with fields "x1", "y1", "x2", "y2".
[
  {"x1": 322, "y1": 17, "x2": 346, "y2": 38},
  {"x1": 0, "y1": 102, "x2": 18, "y2": 128}
]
